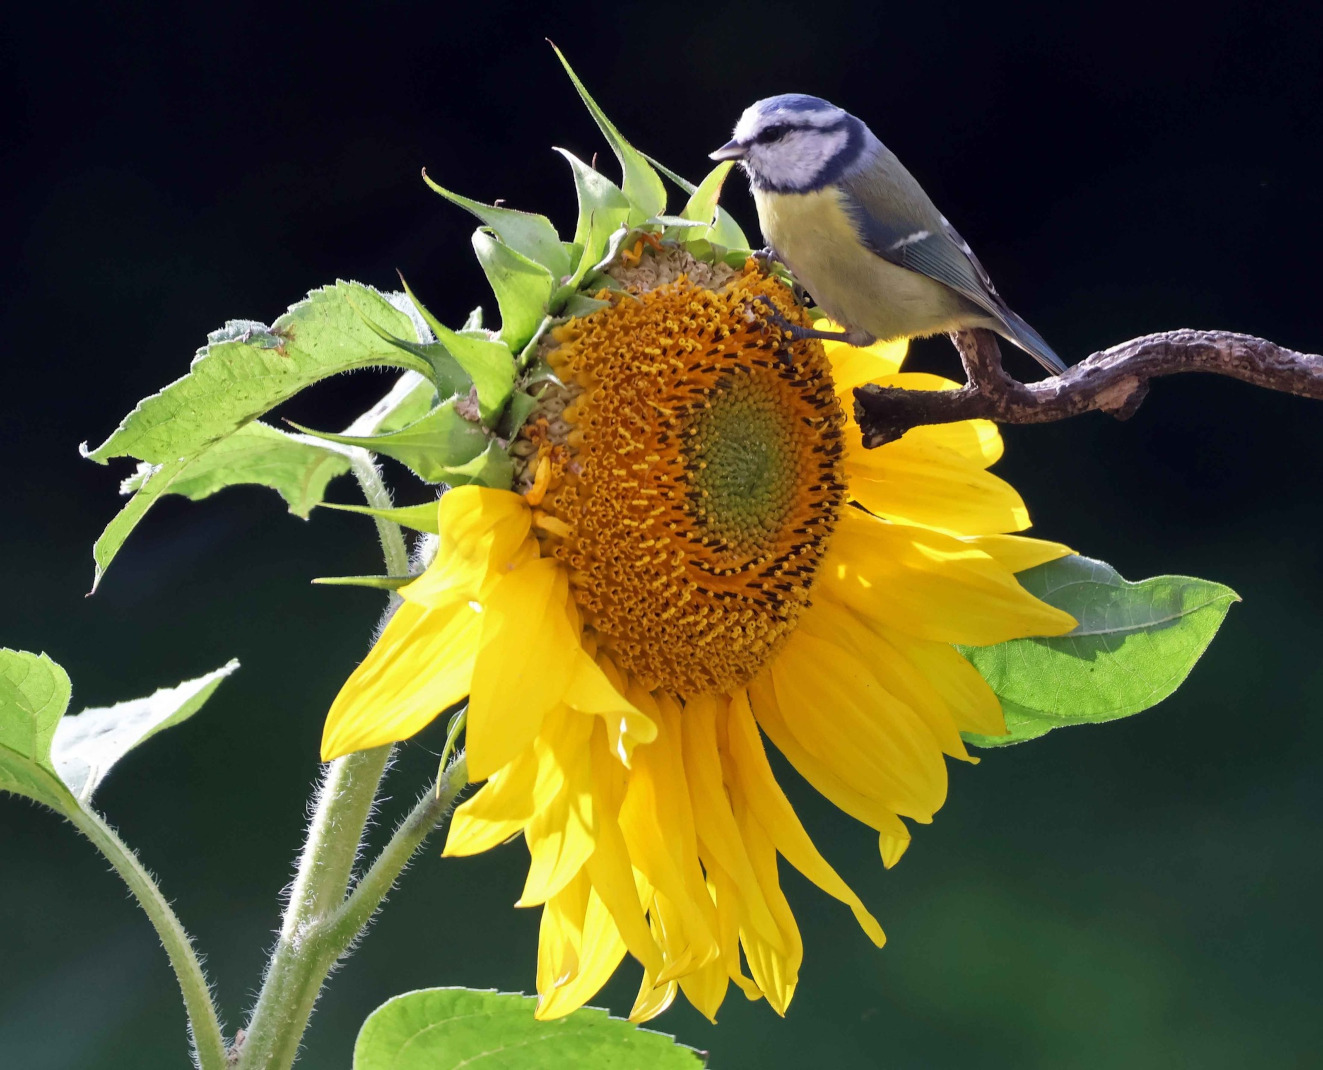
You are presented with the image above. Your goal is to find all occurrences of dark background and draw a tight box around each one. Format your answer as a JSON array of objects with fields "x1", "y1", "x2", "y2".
[{"x1": 4, "y1": 2, "x2": 1322, "y2": 1067}]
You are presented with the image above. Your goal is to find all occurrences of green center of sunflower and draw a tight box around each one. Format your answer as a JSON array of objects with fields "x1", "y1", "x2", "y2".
[{"x1": 687, "y1": 373, "x2": 801, "y2": 567}]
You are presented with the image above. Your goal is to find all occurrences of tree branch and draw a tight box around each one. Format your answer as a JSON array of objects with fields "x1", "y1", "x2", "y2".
[{"x1": 853, "y1": 328, "x2": 1323, "y2": 447}]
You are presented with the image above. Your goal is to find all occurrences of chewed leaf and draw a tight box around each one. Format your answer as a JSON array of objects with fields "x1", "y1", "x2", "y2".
[
  {"x1": 962, "y1": 555, "x2": 1239, "y2": 747},
  {"x1": 353, "y1": 988, "x2": 706, "y2": 1070},
  {"x1": 84, "y1": 282, "x2": 433, "y2": 467},
  {"x1": 52, "y1": 661, "x2": 239, "y2": 805},
  {"x1": 551, "y1": 44, "x2": 666, "y2": 224},
  {"x1": 289, "y1": 400, "x2": 489, "y2": 484},
  {"x1": 421, "y1": 174, "x2": 571, "y2": 279},
  {"x1": 472, "y1": 230, "x2": 555, "y2": 351}
]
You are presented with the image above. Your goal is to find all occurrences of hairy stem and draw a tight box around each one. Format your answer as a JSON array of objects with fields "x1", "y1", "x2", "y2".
[
  {"x1": 67, "y1": 806, "x2": 228, "y2": 1070},
  {"x1": 236, "y1": 746, "x2": 393, "y2": 1070}
]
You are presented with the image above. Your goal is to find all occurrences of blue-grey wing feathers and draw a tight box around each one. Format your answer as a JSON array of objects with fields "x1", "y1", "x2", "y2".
[{"x1": 838, "y1": 164, "x2": 1066, "y2": 375}]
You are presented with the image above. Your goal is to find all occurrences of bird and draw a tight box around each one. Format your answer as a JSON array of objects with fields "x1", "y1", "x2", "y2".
[{"x1": 710, "y1": 94, "x2": 1066, "y2": 376}]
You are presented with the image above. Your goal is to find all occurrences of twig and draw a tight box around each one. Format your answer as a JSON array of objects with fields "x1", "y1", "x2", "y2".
[{"x1": 853, "y1": 328, "x2": 1323, "y2": 447}]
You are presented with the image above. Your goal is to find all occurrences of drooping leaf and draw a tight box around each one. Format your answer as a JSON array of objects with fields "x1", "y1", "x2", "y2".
[
  {"x1": 554, "y1": 148, "x2": 632, "y2": 288},
  {"x1": 320, "y1": 500, "x2": 441, "y2": 534},
  {"x1": 645, "y1": 152, "x2": 751, "y2": 251},
  {"x1": 84, "y1": 282, "x2": 434, "y2": 467},
  {"x1": 551, "y1": 45, "x2": 666, "y2": 224},
  {"x1": 51, "y1": 661, "x2": 239, "y2": 805},
  {"x1": 290, "y1": 400, "x2": 488, "y2": 484},
  {"x1": 159, "y1": 423, "x2": 351, "y2": 517},
  {"x1": 0, "y1": 651, "x2": 235, "y2": 815},
  {"x1": 0, "y1": 650, "x2": 75, "y2": 810},
  {"x1": 353, "y1": 989, "x2": 707, "y2": 1070},
  {"x1": 420, "y1": 174, "x2": 571, "y2": 279},
  {"x1": 962, "y1": 555, "x2": 1239, "y2": 747},
  {"x1": 472, "y1": 230, "x2": 555, "y2": 351}
]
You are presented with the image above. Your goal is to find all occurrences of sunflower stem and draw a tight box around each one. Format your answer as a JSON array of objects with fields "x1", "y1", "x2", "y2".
[
  {"x1": 237, "y1": 450, "x2": 414, "y2": 1069},
  {"x1": 66, "y1": 805, "x2": 229, "y2": 1070},
  {"x1": 325, "y1": 752, "x2": 468, "y2": 947}
]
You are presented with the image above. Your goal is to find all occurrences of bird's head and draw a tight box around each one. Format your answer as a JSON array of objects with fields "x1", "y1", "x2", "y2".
[{"x1": 710, "y1": 94, "x2": 867, "y2": 193}]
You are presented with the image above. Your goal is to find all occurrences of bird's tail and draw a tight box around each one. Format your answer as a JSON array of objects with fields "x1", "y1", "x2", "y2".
[{"x1": 996, "y1": 308, "x2": 1067, "y2": 376}]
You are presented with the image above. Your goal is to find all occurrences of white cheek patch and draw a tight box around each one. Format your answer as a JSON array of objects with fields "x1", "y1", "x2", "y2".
[{"x1": 753, "y1": 127, "x2": 850, "y2": 190}]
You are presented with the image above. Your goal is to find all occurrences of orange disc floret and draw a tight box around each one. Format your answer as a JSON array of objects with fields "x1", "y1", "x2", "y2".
[{"x1": 529, "y1": 264, "x2": 847, "y2": 697}]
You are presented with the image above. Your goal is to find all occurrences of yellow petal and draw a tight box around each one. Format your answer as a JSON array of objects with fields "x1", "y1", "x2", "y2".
[
  {"x1": 630, "y1": 975, "x2": 678, "y2": 1022},
  {"x1": 879, "y1": 830, "x2": 911, "y2": 869},
  {"x1": 617, "y1": 693, "x2": 721, "y2": 979},
  {"x1": 401, "y1": 486, "x2": 531, "y2": 608},
  {"x1": 704, "y1": 861, "x2": 761, "y2": 1002},
  {"x1": 769, "y1": 629, "x2": 948, "y2": 821},
  {"x1": 562, "y1": 645, "x2": 656, "y2": 765},
  {"x1": 443, "y1": 745, "x2": 539, "y2": 856},
  {"x1": 957, "y1": 533, "x2": 1074, "y2": 573},
  {"x1": 467, "y1": 558, "x2": 577, "y2": 780},
  {"x1": 583, "y1": 726, "x2": 665, "y2": 980},
  {"x1": 320, "y1": 599, "x2": 481, "y2": 761},
  {"x1": 798, "y1": 599, "x2": 970, "y2": 762},
  {"x1": 821, "y1": 508, "x2": 1078, "y2": 646},
  {"x1": 518, "y1": 710, "x2": 596, "y2": 907},
  {"x1": 680, "y1": 693, "x2": 785, "y2": 952},
  {"x1": 746, "y1": 672, "x2": 910, "y2": 839},
  {"x1": 819, "y1": 321, "x2": 908, "y2": 394},
  {"x1": 846, "y1": 436, "x2": 1031, "y2": 535},
  {"x1": 728, "y1": 789, "x2": 802, "y2": 1016},
  {"x1": 726, "y1": 690, "x2": 885, "y2": 947},
  {"x1": 535, "y1": 879, "x2": 628, "y2": 1020},
  {"x1": 878, "y1": 628, "x2": 1007, "y2": 738}
]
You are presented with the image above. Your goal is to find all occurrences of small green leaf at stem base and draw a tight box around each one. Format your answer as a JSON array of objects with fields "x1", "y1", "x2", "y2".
[
  {"x1": 961, "y1": 555, "x2": 1239, "y2": 747},
  {"x1": 353, "y1": 989, "x2": 707, "y2": 1070},
  {"x1": 319, "y1": 500, "x2": 441, "y2": 534}
]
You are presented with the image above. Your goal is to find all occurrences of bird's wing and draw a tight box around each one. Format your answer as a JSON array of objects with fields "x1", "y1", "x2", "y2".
[{"x1": 837, "y1": 164, "x2": 1009, "y2": 324}]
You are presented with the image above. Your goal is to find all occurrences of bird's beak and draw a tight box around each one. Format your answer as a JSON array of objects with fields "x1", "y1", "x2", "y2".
[{"x1": 709, "y1": 139, "x2": 746, "y2": 162}]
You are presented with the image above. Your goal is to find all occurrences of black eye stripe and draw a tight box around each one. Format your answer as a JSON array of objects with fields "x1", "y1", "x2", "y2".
[{"x1": 756, "y1": 124, "x2": 792, "y2": 144}]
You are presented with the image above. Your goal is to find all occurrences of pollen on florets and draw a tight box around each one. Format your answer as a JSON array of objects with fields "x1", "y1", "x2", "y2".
[{"x1": 513, "y1": 244, "x2": 847, "y2": 697}]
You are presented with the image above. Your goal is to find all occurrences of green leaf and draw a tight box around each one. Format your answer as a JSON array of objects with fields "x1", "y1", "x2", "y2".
[
  {"x1": 429, "y1": 324, "x2": 516, "y2": 424},
  {"x1": 289, "y1": 400, "x2": 489, "y2": 484},
  {"x1": 90, "y1": 423, "x2": 353, "y2": 590},
  {"x1": 554, "y1": 148, "x2": 632, "y2": 288},
  {"x1": 374, "y1": 374, "x2": 441, "y2": 434},
  {"x1": 320, "y1": 500, "x2": 441, "y2": 534},
  {"x1": 668, "y1": 161, "x2": 734, "y2": 242},
  {"x1": 472, "y1": 230, "x2": 556, "y2": 350},
  {"x1": 0, "y1": 651, "x2": 235, "y2": 814},
  {"x1": 51, "y1": 661, "x2": 239, "y2": 805},
  {"x1": 420, "y1": 173, "x2": 571, "y2": 279},
  {"x1": 644, "y1": 153, "x2": 751, "y2": 252},
  {"x1": 551, "y1": 45, "x2": 666, "y2": 224},
  {"x1": 312, "y1": 574, "x2": 417, "y2": 590},
  {"x1": 159, "y1": 422, "x2": 351, "y2": 517},
  {"x1": 0, "y1": 650, "x2": 75, "y2": 810},
  {"x1": 497, "y1": 390, "x2": 540, "y2": 441},
  {"x1": 353, "y1": 989, "x2": 707, "y2": 1070},
  {"x1": 84, "y1": 282, "x2": 434, "y2": 467},
  {"x1": 961, "y1": 555, "x2": 1239, "y2": 747}
]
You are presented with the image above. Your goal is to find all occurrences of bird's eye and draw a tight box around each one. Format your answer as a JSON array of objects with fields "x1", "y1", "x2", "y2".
[{"x1": 756, "y1": 124, "x2": 791, "y2": 144}]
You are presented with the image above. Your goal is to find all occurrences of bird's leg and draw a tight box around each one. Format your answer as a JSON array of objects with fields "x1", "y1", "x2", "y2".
[{"x1": 744, "y1": 296, "x2": 878, "y2": 366}]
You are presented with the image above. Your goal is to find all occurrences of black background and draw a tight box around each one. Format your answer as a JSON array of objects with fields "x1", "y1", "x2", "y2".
[{"x1": 4, "y1": 2, "x2": 1323, "y2": 1067}]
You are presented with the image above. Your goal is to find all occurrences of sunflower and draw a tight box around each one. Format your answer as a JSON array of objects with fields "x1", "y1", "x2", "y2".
[{"x1": 320, "y1": 242, "x2": 1077, "y2": 1023}]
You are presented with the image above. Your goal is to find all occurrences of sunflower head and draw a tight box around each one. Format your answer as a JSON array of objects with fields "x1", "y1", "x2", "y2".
[{"x1": 320, "y1": 55, "x2": 1077, "y2": 1026}]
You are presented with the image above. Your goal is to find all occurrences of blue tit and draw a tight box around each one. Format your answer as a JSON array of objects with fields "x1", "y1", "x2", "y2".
[{"x1": 711, "y1": 94, "x2": 1066, "y2": 375}]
